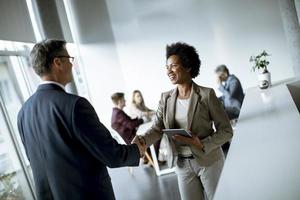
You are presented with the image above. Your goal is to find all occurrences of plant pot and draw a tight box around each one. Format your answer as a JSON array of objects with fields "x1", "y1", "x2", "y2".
[{"x1": 258, "y1": 71, "x2": 271, "y2": 89}]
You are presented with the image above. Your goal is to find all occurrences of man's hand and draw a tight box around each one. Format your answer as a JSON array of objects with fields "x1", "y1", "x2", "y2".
[
  {"x1": 173, "y1": 134, "x2": 204, "y2": 150},
  {"x1": 131, "y1": 136, "x2": 147, "y2": 157},
  {"x1": 216, "y1": 75, "x2": 222, "y2": 85}
]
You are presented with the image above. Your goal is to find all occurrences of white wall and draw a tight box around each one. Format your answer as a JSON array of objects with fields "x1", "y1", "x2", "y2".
[
  {"x1": 66, "y1": 0, "x2": 126, "y2": 126},
  {"x1": 105, "y1": 0, "x2": 294, "y2": 111},
  {"x1": 67, "y1": 0, "x2": 294, "y2": 127}
]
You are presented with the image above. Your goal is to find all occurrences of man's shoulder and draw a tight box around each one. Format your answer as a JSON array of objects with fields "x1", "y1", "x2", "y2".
[
  {"x1": 113, "y1": 107, "x2": 127, "y2": 116},
  {"x1": 19, "y1": 93, "x2": 38, "y2": 110},
  {"x1": 26, "y1": 90, "x2": 86, "y2": 109},
  {"x1": 228, "y1": 74, "x2": 239, "y2": 82},
  {"x1": 43, "y1": 89, "x2": 83, "y2": 105},
  {"x1": 112, "y1": 107, "x2": 122, "y2": 113}
]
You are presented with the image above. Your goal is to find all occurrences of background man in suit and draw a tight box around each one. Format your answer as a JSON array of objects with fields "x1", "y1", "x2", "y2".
[
  {"x1": 215, "y1": 64, "x2": 244, "y2": 120},
  {"x1": 17, "y1": 39, "x2": 146, "y2": 200}
]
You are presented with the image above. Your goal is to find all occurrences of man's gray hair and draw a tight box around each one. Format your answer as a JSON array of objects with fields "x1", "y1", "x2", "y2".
[
  {"x1": 30, "y1": 39, "x2": 66, "y2": 76},
  {"x1": 215, "y1": 64, "x2": 230, "y2": 75}
]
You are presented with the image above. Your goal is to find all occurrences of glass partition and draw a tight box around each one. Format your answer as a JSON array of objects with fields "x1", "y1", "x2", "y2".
[
  {"x1": 0, "y1": 57, "x2": 35, "y2": 200},
  {"x1": 0, "y1": 39, "x2": 90, "y2": 199}
]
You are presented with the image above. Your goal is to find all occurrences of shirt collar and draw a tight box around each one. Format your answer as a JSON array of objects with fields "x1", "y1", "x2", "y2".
[{"x1": 39, "y1": 81, "x2": 65, "y2": 91}]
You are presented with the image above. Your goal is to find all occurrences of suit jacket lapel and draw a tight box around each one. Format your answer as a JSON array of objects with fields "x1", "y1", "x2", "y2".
[
  {"x1": 187, "y1": 82, "x2": 200, "y2": 131},
  {"x1": 166, "y1": 89, "x2": 177, "y2": 129}
]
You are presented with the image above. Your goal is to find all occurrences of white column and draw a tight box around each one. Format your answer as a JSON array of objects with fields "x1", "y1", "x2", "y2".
[
  {"x1": 295, "y1": 0, "x2": 300, "y2": 24},
  {"x1": 278, "y1": 0, "x2": 300, "y2": 76}
]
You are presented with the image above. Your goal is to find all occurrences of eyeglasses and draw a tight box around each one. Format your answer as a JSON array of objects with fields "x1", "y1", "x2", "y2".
[{"x1": 56, "y1": 55, "x2": 75, "y2": 62}]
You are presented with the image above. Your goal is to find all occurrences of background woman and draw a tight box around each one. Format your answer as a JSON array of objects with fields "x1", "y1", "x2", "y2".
[
  {"x1": 130, "y1": 90, "x2": 155, "y2": 122},
  {"x1": 130, "y1": 90, "x2": 164, "y2": 164}
]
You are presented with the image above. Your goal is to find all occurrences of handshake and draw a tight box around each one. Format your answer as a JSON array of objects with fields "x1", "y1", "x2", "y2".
[{"x1": 131, "y1": 136, "x2": 147, "y2": 158}]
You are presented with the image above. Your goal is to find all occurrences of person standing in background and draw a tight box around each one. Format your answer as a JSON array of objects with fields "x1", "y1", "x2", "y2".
[
  {"x1": 17, "y1": 39, "x2": 146, "y2": 200},
  {"x1": 133, "y1": 42, "x2": 233, "y2": 200},
  {"x1": 215, "y1": 64, "x2": 244, "y2": 120}
]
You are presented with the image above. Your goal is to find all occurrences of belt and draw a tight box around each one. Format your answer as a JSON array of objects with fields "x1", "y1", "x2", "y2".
[{"x1": 178, "y1": 155, "x2": 194, "y2": 159}]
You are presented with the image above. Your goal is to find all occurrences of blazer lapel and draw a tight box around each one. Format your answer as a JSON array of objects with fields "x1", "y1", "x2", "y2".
[
  {"x1": 187, "y1": 82, "x2": 200, "y2": 131},
  {"x1": 166, "y1": 89, "x2": 177, "y2": 129}
]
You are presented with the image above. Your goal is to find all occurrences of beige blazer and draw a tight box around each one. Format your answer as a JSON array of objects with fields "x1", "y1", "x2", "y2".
[{"x1": 144, "y1": 82, "x2": 233, "y2": 167}]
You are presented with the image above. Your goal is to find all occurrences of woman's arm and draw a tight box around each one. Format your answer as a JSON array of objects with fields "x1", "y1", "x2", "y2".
[
  {"x1": 141, "y1": 93, "x2": 166, "y2": 146},
  {"x1": 201, "y1": 89, "x2": 233, "y2": 154}
]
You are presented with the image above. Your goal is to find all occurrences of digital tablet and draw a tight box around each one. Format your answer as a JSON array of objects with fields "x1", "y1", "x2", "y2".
[{"x1": 162, "y1": 129, "x2": 192, "y2": 138}]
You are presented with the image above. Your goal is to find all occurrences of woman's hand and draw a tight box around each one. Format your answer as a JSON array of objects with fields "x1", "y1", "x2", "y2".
[{"x1": 173, "y1": 134, "x2": 204, "y2": 150}]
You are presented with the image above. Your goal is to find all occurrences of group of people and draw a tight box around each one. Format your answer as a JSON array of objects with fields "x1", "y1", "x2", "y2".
[
  {"x1": 110, "y1": 90, "x2": 159, "y2": 165},
  {"x1": 17, "y1": 39, "x2": 244, "y2": 200}
]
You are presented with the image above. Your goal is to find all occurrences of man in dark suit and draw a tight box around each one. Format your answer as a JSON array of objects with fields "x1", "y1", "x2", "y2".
[
  {"x1": 215, "y1": 64, "x2": 245, "y2": 120},
  {"x1": 17, "y1": 39, "x2": 146, "y2": 200}
]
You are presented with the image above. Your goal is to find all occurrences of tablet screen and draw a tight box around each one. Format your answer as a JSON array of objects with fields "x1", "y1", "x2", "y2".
[{"x1": 162, "y1": 129, "x2": 192, "y2": 138}]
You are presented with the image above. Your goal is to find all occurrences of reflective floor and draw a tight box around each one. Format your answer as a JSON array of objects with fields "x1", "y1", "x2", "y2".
[{"x1": 109, "y1": 164, "x2": 180, "y2": 200}]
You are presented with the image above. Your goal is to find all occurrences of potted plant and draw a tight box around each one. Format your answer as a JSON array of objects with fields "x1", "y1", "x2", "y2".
[{"x1": 250, "y1": 50, "x2": 271, "y2": 89}]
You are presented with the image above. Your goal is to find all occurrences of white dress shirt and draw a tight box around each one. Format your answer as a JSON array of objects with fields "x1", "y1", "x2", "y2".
[{"x1": 39, "y1": 81, "x2": 65, "y2": 91}]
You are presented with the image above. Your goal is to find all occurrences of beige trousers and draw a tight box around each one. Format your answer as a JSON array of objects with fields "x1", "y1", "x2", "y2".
[{"x1": 175, "y1": 156, "x2": 225, "y2": 200}]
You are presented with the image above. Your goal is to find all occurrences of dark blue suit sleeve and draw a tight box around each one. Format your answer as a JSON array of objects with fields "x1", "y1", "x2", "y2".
[{"x1": 72, "y1": 97, "x2": 140, "y2": 168}]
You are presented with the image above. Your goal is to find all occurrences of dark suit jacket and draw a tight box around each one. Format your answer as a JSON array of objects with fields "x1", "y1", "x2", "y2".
[
  {"x1": 111, "y1": 108, "x2": 143, "y2": 144},
  {"x1": 218, "y1": 74, "x2": 245, "y2": 119},
  {"x1": 17, "y1": 84, "x2": 140, "y2": 200},
  {"x1": 218, "y1": 74, "x2": 244, "y2": 109}
]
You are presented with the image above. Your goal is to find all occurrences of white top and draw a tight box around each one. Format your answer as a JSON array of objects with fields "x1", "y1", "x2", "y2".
[
  {"x1": 129, "y1": 104, "x2": 144, "y2": 119},
  {"x1": 129, "y1": 104, "x2": 155, "y2": 123},
  {"x1": 40, "y1": 81, "x2": 65, "y2": 91},
  {"x1": 214, "y1": 78, "x2": 300, "y2": 200},
  {"x1": 175, "y1": 97, "x2": 192, "y2": 156}
]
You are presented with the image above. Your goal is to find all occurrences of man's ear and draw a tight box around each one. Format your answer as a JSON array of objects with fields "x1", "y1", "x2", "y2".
[
  {"x1": 117, "y1": 99, "x2": 122, "y2": 106},
  {"x1": 52, "y1": 58, "x2": 62, "y2": 71},
  {"x1": 53, "y1": 57, "x2": 60, "y2": 65}
]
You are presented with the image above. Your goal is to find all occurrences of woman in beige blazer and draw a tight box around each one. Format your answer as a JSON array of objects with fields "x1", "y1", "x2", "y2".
[{"x1": 134, "y1": 42, "x2": 233, "y2": 200}]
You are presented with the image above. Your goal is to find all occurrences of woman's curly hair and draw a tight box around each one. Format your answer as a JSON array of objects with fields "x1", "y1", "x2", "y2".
[{"x1": 166, "y1": 42, "x2": 201, "y2": 78}]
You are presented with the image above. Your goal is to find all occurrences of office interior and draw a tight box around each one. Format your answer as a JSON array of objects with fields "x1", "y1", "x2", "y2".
[{"x1": 0, "y1": 0, "x2": 299, "y2": 199}]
